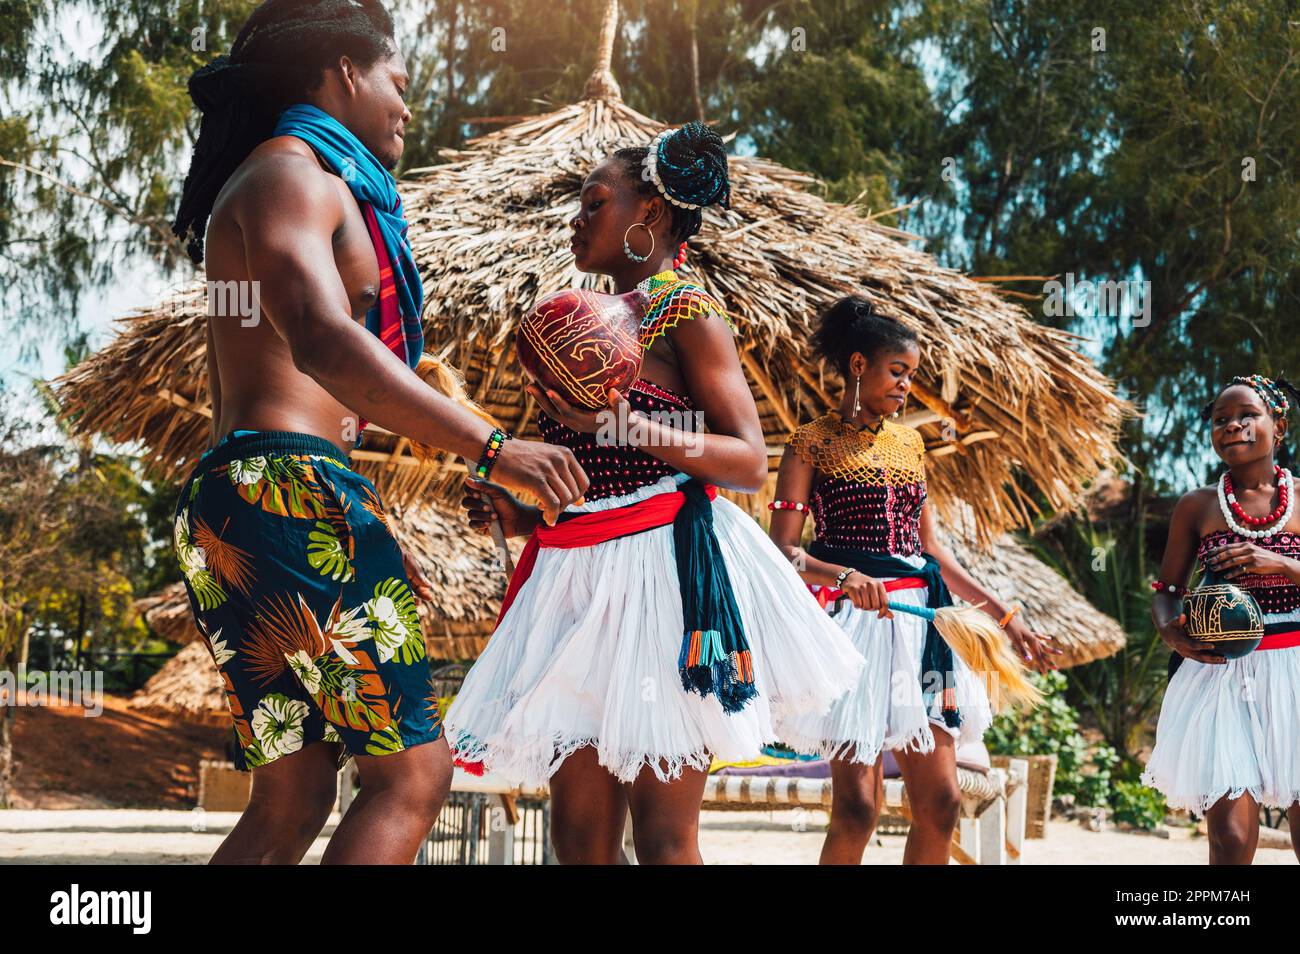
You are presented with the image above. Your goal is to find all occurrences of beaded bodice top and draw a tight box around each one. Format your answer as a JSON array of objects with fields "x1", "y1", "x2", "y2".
[
  {"x1": 537, "y1": 378, "x2": 697, "y2": 502},
  {"x1": 787, "y1": 413, "x2": 928, "y2": 555},
  {"x1": 1197, "y1": 529, "x2": 1300, "y2": 614}
]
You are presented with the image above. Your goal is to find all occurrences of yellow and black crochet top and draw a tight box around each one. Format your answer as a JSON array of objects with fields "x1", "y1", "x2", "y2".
[
  {"x1": 787, "y1": 414, "x2": 926, "y2": 485},
  {"x1": 787, "y1": 413, "x2": 928, "y2": 555}
]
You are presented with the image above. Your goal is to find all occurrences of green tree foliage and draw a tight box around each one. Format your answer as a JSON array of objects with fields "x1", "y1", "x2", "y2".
[
  {"x1": 731, "y1": 0, "x2": 940, "y2": 210},
  {"x1": 0, "y1": 379, "x2": 165, "y2": 805},
  {"x1": 0, "y1": 1, "x2": 264, "y2": 349},
  {"x1": 906, "y1": 1, "x2": 1300, "y2": 483}
]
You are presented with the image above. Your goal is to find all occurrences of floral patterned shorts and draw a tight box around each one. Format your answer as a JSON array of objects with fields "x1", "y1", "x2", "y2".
[{"x1": 173, "y1": 429, "x2": 442, "y2": 771}]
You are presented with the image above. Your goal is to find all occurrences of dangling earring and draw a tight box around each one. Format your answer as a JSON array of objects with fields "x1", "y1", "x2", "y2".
[
  {"x1": 852, "y1": 374, "x2": 861, "y2": 419},
  {"x1": 623, "y1": 223, "x2": 654, "y2": 263}
]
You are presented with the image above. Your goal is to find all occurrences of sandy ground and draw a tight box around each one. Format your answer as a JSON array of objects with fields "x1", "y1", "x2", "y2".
[{"x1": 1, "y1": 809, "x2": 1295, "y2": 864}]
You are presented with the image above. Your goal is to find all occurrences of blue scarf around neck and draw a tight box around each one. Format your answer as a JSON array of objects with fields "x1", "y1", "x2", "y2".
[{"x1": 272, "y1": 102, "x2": 424, "y2": 369}]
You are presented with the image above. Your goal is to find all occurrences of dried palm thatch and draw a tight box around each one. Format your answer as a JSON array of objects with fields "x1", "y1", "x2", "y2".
[
  {"x1": 400, "y1": 87, "x2": 1132, "y2": 543},
  {"x1": 130, "y1": 640, "x2": 228, "y2": 727},
  {"x1": 52, "y1": 2, "x2": 1129, "y2": 548},
  {"x1": 936, "y1": 520, "x2": 1127, "y2": 668},
  {"x1": 135, "y1": 582, "x2": 200, "y2": 645}
]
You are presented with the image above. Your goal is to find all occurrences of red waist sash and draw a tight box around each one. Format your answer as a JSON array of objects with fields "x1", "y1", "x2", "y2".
[
  {"x1": 1259, "y1": 629, "x2": 1300, "y2": 651},
  {"x1": 495, "y1": 482, "x2": 719, "y2": 626}
]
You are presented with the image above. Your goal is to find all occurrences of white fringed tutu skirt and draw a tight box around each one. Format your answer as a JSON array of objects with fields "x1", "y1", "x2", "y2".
[
  {"x1": 1140, "y1": 641, "x2": 1300, "y2": 814},
  {"x1": 777, "y1": 554, "x2": 993, "y2": 766},
  {"x1": 445, "y1": 474, "x2": 866, "y2": 787}
]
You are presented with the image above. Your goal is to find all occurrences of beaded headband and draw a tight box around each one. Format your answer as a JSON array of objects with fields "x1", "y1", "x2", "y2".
[{"x1": 1231, "y1": 374, "x2": 1290, "y2": 418}]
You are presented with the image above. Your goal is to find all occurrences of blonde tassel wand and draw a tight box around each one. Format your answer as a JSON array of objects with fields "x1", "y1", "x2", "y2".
[
  {"x1": 408, "y1": 352, "x2": 514, "y2": 574},
  {"x1": 886, "y1": 600, "x2": 1043, "y2": 711}
]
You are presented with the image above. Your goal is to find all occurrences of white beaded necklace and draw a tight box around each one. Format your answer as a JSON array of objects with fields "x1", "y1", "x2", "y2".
[{"x1": 1217, "y1": 467, "x2": 1294, "y2": 539}]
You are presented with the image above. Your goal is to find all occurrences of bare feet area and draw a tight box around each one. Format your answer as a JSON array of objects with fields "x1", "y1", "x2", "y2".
[{"x1": 3, "y1": 694, "x2": 1294, "y2": 864}]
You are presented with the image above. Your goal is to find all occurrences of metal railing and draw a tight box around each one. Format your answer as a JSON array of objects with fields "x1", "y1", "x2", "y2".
[{"x1": 418, "y1": 791, "x2": 553, "y2": 865}]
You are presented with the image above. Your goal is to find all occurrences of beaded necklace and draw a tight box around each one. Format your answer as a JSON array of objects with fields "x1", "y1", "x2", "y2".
[
  {"x1": 634, "y1": 270, "x2": 736, "y2": 349},
  {"x1": 1216, "y1": 466, "x2": 1294, "y2": 540}
]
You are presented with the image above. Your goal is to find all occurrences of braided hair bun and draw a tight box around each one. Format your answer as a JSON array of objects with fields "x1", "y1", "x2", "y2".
[
  {"x1": 648, "y1": 121, "x2": 731, "y2": 210},
  {"x1": 614, "y1": 121, "x2": 731, "y2": 242}
]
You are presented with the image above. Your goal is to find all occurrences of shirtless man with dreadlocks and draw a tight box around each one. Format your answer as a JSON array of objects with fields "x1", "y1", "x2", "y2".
[{"x1": 169, "y1": 0, "x2": 587, "y2": 865}]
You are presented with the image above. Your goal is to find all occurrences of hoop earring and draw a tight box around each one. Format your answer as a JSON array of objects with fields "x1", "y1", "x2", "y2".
[
  {"x1": 623, "y1": 223, "x2": 654, "y2": 263},
  {"x1": 852, "y1": 374, "x2": 861, "y2": 419}
]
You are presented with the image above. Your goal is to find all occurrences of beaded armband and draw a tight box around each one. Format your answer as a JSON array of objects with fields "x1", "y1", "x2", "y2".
[
  {"x1": 474, "y1": 427, "x2": 511, "y2": 479},
  {"x1": 768, "y1": 500, "x2": 808, "y2": 512},
  {"x1": 1150, "y1": 580, "x2": 1185, "y2": 596}
]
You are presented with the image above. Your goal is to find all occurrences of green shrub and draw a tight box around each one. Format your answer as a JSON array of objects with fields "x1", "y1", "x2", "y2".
[
  {"x1": 1111, "y1": 779, "x2": 1168, "y2": 830},
  {"x1": 986, "y1": 671, "x2": 1090, "y2": 801},
  {"x1": 1078, "y1": 745, "x2": 1119, "y2": 809},
  {"x1": 987, "y1": 673, "x2": 1159, "y2": 814}
]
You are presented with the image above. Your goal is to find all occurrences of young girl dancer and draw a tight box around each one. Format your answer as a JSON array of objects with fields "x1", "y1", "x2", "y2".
[
  {"x1": 1143, "y1": 374, "x2": 1300, "y2": 863},
  {"x1": 771, "y1": 296, "x2": 1058, "y2": 865},
  {"x1": 446, "y1": 122, "x2": 865, "y2": 865}
]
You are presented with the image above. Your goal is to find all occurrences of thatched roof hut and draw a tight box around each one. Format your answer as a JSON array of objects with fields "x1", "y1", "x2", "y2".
[
  {"x1": 937, "y1": 526, "x2": 1125, "y2": 668},
  {"x1": 53, "y1": 1, "x2": 1129, "y2": 549},
  {"x1": 134, "y1": 583, "x2": 200, "y2": 645},
  {"x1": 130, "y1": 639, "x2": 229, "y2": 727}
]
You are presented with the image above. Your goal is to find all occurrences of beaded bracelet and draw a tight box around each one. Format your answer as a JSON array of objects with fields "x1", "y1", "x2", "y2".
[
  {"x1": 998, "y1": 605, "x2": 1021, "y2": 629},
  {"x1": 768, "y1": 499, "x2": 808, "y2": 512},
  {"x1": 1150, "y1": 580, "x2": 1184, "y2": 596},
  {"x1": 474, "y1": 427, "x2": 511, "y2": 480},
  {"x1": 835, "y1": 568, "x2": 857, "y2": 588}
]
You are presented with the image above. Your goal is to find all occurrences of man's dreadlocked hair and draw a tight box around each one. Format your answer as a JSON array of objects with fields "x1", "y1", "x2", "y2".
[
  {"x1": 1201, "y1": 373, "x2": 1300, "y2": 429},
  {"x1": 613, "y1": 122, "x2": 731, "y2": 242},
  {"x1": 172, "y1": 0, "x2": 397, "y2": 265}
]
